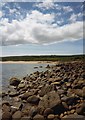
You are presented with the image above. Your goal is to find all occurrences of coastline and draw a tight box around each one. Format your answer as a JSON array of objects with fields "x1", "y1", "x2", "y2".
[
  {"x1": 2, "y1": 61, "x2": 85, "y2": 120},
  {"x1": 0, "y1": 61, "x2": 59, "y2": 64}
]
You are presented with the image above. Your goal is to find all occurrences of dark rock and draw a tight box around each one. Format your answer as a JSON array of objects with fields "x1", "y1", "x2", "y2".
[
  {"x1": 39, "y1": 85, "x2": 54, "y2": 97},
  {"x1": 9, "y1": 91, "x2": 19, "y2": 97},
  {"x1": 65, "y1": 96, "x2": 80, "y2": 106},
  {"x1": 27, "y1": 95, "x2": 40, "y2": 105},
  {"x1": 20, "y1": 92, "x2": 34, "y2": 100},
  {"x1": 10, "y1": 77, "x2": 21, "y2": 86},
  {"x1": 46, "y1": 65, "x2": 50, "y2": 68},
  {"x1": 2, "y1": 92, "x2": 8, "y2": 98},
  {"x1": 2, "y1": 101, "x2": 10, "y2": 106},
  {"x1": 39, "y1": 91, "x2": 66, "y2": 114},
  {"x1": 76, "y1": 103, "x2": 85, "y2": 115},
  {"x1": 29, "y1": 106, "x2": 38, "y2": 117},
  {"x1": 43, "y1": 108, "x2": 53, "y2": 117}
]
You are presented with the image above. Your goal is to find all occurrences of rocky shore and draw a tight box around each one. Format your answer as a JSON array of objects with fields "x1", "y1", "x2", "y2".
[{"x1": 1, "y1": 61, "x2": 85, "y2": 120}]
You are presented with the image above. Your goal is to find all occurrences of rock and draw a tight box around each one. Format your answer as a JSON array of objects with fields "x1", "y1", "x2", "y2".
[
  {"x1": 29, "y1": 106, "x2": 38, "y2": 117},
  {"x1": 12, "y1": 110, "x2": 22, "y2": 120},
  {"x1": 18, "y1": 83, "x2": 25, "y2": 89},
  {"x1": 2, "y1": 101, "x2": 10, "y2": 106},
  {"x1": 47, "y1": 114, "x2": 55, "y2": 120},
  {"x1": 83, "y1": 87, "x2": 85, "y2": 98},
  {"x1": 39, "y1": 85, "x2": 54, "y2": 97},
  {"x1": 73, "y1": 89, "x2": 83, "y2": 97},
  {"x1": 39, "y1": 91, "x2": 65, "y2": 114},
  {"x1": 62, "y1": 102, "x2": 69, "y2": 110},
  {"x1": 51, "y1": 82, "x2": 61, "y2": 86},
  {"x1": 53, "y1": 118, "x2": 59, "y2": 120},
  {"x1": 70, "y1": 109, "x2": 75, "y2": 114},
  {"x1": 57, "y1": 89, "x2": 65, "y2": 95},
  {"x1": 10, "y1": 77, "x2": 21, "y2": 86},
  {"x1": 21, "y1": 116, "x2": 31, "y2": 120},
  {"x1": 43, "y1": 108, "x2": 53, "y2": 117},
  {"x1": 65, "y1": 96, "x2": 80, "y2": 106},
  {"x1": 27, "y1": 95, "x2": 40, "y2": 105},
  {"x1": 62, "y1": 114, "x2": 85, "y2": 120},
  {"x1": 46, "y1": 64, "x2": 50, "y2": 68},
  {"x1": 20, "y1": 92, "x2": 34, "y2": 100},
  {"x1": 2, "y1": 92, "x2": 8, "y2": 98},
  {"x1": 2, "y1": 111, "x2": 12, "y2": 120},
  {"x1": 2, "y1": 104, "x2": 11, "y2": 112},
  {"x1": 33, "y1": 114, "x2": 45, "y2": 120},
  {"x1": 9, "y1": 91, "x2": 19, "y2": 97},
  {"x1": 12, "y1": 102, "x2": 23, "y2": 110},
  {"x1": 11, "y1": 106, "x2": 18, "y2": 114},
  {"x1": 76, "y1": 103, "x2": 85, "y2": 115}
]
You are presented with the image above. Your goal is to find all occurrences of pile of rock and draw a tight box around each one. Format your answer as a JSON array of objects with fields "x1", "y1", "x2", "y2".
[{"x1": 2, "y1": 61, "x2": 85, "y2": 120}]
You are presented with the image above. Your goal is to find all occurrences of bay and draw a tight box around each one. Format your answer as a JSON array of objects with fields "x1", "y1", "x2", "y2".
[{"x1": 1, "y1": 62, "x2": 50, "y2": 90}]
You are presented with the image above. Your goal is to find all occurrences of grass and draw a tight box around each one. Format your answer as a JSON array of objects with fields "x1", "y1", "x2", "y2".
[{"x1": 1, "y1": 55, "x2": 85, "y2": 62}]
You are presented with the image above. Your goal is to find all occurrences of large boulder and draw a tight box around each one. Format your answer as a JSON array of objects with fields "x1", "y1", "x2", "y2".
[
  {"x1": 10, "y1": 77, "x2": 21, "y2": 86},
  {"x1": 39, "y1": 85, "x2": 54, "y2": 97},
  {"x1": 38, "y1": 91, "x2": 66, "y2": 114}
]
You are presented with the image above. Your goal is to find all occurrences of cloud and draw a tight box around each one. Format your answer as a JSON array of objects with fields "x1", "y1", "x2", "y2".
[
  {"x1": 0, "y1": 9, "x2": 83, "y2": 46},
  {"x1": 0, "y1": 11, "x2": 3, "y2": 18},
  {"x1": 62, "y1": 6, "x2": 73, "y2": 13},
  {"x1": 69, "y1": 12, "x2": 83, "y2": 23},
  {"x1": 34, "y1": 0, "x2": 55, "y2": 10},
  {"x1": 35, "y1": 1, "x2": 73, "y2": 13}
]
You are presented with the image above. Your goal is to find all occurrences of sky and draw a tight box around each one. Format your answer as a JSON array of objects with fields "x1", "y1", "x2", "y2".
[{"x1": 0, "y1": 1, "x2": 84, "y2": 56}]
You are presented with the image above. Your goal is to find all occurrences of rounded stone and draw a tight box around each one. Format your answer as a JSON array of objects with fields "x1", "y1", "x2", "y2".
[
  {"x1": 33, "y1": 114, "x2": 45, "y2": 120},
  {"x1": 2, "y1": 111, "x2": 12, "y2": 120},
  {"x1": 47, "y1": 114, "x2": 55, "y2": 120},
  {"x1": 43, "y1": 108, "x2": 53, "y2": 117},
  {"x1": 12, "y1": 110, "x2": 22, "y2": 120}
]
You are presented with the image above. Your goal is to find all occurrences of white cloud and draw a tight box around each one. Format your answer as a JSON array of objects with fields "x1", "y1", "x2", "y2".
[
  {"x1": 69, "y1": 12, "x2": 83, "y2": 23},
  {"x1": 62, "y1": 6, "x2": 73, "y2": 13},
  {"x1": 35, "y1": 0, "x2": 55, "y2": 10},
  {"x1": 0, "y1": 10, "x2": 83, "y2": 46},
  {"x1": 9, "y1": 8, "x2": 17, "y2": 14},
  {"x1": 69, "y1": 13, "x2": 77, "y2": 23},
  {"x1": 0, "y1": 11, "x2": 3, "y2": 18}
]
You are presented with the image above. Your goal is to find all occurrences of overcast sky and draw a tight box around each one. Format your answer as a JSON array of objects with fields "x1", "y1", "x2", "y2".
[{"x1": 0, "y1": 1, "x2": 84, "y2": 56}]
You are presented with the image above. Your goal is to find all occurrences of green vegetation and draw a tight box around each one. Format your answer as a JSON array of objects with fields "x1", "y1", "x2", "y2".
[{"x1": 1, "y1": 55, "x2": 85, "y2": 62}]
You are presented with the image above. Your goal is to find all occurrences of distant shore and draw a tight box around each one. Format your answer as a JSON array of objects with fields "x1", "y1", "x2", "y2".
[{"x1": 0, "y1": 61, "x2": 59, "y2": 64}]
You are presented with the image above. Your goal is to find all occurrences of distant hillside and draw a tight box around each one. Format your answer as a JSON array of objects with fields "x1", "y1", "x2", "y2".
[{"x1": 1, "y1": 55, "x2": 85, "y2": 62}]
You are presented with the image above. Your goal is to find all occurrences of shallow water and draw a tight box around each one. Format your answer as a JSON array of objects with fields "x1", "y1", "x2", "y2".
[{"x1": 1, "y1": 63, "x2": 50, "y2": 90}]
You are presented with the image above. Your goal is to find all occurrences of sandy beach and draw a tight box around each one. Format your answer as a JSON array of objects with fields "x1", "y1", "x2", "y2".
[{"x1": 0, "y1": 61, "x2": 59, "y2": 64}]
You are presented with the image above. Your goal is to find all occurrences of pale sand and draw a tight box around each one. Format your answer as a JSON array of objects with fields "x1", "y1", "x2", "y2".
[{"x1": 0, "y1": 61, "x2": 59, "y2": 64}]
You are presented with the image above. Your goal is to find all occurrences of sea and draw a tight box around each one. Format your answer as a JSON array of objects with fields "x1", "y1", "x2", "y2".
[{"x1": 0, "y1": 62, "x2": 51, "y2": 90}]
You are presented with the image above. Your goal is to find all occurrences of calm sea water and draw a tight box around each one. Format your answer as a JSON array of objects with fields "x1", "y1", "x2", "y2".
[{"x1": 1, "y1": 63, "x2": 50, "y2": 90}]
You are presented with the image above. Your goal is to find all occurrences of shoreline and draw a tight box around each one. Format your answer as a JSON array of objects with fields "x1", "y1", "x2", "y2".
[
  {"x1": 2, "y1": 61, "x2": 85, "y2": 120},
  {"x1": 0, "y1": 61, "x2": 59, "y2": 64}
]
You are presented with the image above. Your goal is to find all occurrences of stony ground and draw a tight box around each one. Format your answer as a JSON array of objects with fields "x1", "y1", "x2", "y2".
[{"x1": 1, "y1": 61, "x2": 85, "y2": 120}]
